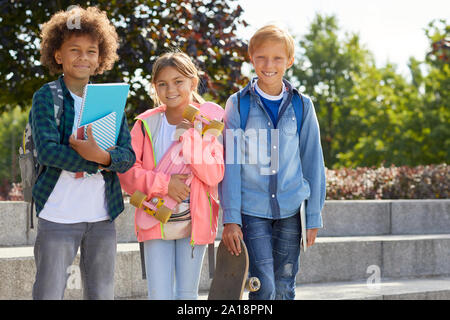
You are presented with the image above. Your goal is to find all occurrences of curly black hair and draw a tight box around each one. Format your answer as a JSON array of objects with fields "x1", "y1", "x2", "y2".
[{"x1": 40, "y1": 6, "x2": 119, "y2": 75}]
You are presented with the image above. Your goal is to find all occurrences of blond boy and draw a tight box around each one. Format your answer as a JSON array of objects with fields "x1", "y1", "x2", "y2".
[{"x1": 219, "y1": 24, "x2": 326, "y2": 300}]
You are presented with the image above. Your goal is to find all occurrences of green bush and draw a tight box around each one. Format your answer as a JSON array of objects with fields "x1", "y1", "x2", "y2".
[{"x1": 4, "y1": 164, "x2": 448, "y2": 201}]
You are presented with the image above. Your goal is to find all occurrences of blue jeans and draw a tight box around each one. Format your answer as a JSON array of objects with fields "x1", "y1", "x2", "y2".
[
  {"x1": 143, "y1": 237, "x2": 206, "y2": 300},
  {"x1": 242, "y1": 212, "x2": 301, "y2": 300},
  {"x1": 32, "y1": 218, "x2": 116, "y2": 300}
]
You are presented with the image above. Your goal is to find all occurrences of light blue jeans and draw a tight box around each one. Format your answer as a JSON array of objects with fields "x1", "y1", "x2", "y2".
[{"x1": 143, "y1": 237, "x2": 206, "y2": 300}]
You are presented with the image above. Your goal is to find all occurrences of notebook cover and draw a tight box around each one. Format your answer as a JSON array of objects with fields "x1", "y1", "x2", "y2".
[
  {"x1": 77, "y1": 83, "x2": 130, "y2": 143},
  {"x1": 76, "y1": 112, "x2": 116, "y2": 150}
]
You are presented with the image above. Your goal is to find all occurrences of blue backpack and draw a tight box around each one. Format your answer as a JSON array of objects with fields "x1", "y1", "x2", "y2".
[{"x1": 237, "y1": 90, "x2": 305, "y2": 134}]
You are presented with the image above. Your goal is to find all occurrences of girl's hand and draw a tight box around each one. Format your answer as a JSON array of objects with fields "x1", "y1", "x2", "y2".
[
  {"x1": 168, "y1": 174, "x2": 190, "y2": 203},
  {"x1": 174, "y1": 120, "x2": 193, "y2": 140},
  {"x1": 69, "y1": 125, "x2": 111, "y2": 166}
]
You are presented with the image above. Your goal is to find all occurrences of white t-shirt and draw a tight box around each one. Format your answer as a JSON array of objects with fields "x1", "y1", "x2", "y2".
[
  {"x1": 154, "y1": 113, "x2": 177, "y2": 164},
  {"x1": 38, "y1": 90, "x2": 109, "y2": 224},
  {"x1": 255, "y1": 80, "x2": 285, "y2": 101},
  {"x1": 154, "y1": 113, "x2": 191, "y2": 240}
]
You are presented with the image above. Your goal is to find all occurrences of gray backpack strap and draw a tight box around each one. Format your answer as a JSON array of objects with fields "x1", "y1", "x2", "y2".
[
  {"x1": 34, "y1": 80, "x2": 63, "y2": 178},
  {"x1": 48, "y1": 80, "x2": 64, "y2": 125}
]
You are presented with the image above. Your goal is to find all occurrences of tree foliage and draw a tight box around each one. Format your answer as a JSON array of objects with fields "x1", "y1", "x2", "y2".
[
  {"x1": 291, "y1": 14, "x2": 449, "y2": 168},
  {"x1": 0, "y1": 106, "x2": 28, "y2": 197},
  {"x1": 0, "y1": 0, "x2": 249, "y2": 123},
  {"x1": 413, "y1": 19, "x2": 450, "y2": 164}
]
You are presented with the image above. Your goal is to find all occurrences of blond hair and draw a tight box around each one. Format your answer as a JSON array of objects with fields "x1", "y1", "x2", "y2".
[
  {"x1": 248, "y1": 24, "x2": 295, "y2": 60},
  {"x1": 150, "y1": 51, "x2": 204, "y2": 107}
]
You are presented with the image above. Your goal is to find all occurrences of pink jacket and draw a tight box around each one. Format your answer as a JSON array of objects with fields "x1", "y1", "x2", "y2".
[{"x1": 118, "y1": 105, "x2": 224, "y2": 244}]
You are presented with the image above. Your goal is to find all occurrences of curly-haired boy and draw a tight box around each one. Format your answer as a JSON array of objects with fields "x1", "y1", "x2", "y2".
[{"x1": 31, "y1": 6, "x2": 135, "y2": 300}]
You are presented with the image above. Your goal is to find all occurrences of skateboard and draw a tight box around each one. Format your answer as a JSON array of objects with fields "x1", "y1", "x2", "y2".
[
  {"x1": 131, "y1": 102, "x2": 225, "y2": 230},
  {"x1": 131, "y1": 141, "x2": 193, "y2": 229},
  {"x1": 183, "y1": 102, "x2": 225, "y2": 136},
  {"x1": 208, "y1": 239, "x2": 260, "y2": 300}
]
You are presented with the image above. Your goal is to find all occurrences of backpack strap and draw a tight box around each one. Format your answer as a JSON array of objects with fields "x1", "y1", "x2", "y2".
[
  {"x1": 292, "y1": 92, "x2": 305, "y2": 136},
  {"x1": 28, "y1": 80, "x2": 64, "y2": 229},
  {"x1": 238, "y1": 89, "x2": 304, "y2": 135},
  {"x1": 48, "y1": 80, "x2": 64, "y2": 126},
  {"x1": 237, "y1": 90, "x2": 251, "y2": 130},
  {"x1": 35, "y1": 80, "x2": 64, "y2": 178}
]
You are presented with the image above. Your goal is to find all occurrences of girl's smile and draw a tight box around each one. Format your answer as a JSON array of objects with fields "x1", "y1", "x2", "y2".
[{"x1": 154, "y1": 66, "x2": 197, "y2": 124}]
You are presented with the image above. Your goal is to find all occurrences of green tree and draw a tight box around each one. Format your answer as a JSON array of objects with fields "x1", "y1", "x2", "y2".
[
  {"x1": 290, "y1": 14, "x2": 372, "y2": 167},
  {"x1": 0, "y1": 0, "x2": 249, "y2": 123},
  {"x1": 0, "y1": 106, "x2": 28, "y2": 197},
  {"x1": 291, "y1": 14, "x2": 448, "y2": 168},
  {"x1": 336, "y1": 62, "x2": 423, "y2": 167},
  {"x1": 411, "y1": 19, "x2": 449, "y2": 163}
]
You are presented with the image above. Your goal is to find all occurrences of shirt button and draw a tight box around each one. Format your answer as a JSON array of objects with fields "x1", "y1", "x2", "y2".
[
  {"x1": 268, "y1": 122, "x2": 271, "y2": 126},
  {"x1": 272, "y1": 170, "x2": 276, "y2": 174},
  {"x1": 271, "y1": 194, "x2": 275, "y2": 198},
  {"x1": 273, "y1": 145, "x2": 277, "y2": 149}
]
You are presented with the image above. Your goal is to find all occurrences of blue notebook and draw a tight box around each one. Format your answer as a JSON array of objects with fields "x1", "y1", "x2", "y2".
[{"x1": 77, "y1": 83, "x2": 130, "y2": 143}]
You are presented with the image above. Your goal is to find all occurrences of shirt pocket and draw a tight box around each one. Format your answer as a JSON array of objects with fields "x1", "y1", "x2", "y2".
[
  {"x1": 245, "y1": 114, "x2": 268, "y2": 131},
  {"x1": 279, "y1": 113, "x2": 297, "y2": 136}
]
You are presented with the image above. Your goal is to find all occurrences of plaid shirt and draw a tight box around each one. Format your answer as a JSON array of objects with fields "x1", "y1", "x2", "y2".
[{"x1": 30, "y1": 76, "x2": 136, "y2": 221}]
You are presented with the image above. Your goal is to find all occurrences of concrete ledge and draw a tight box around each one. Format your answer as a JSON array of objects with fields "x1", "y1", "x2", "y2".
[
  {"x1": 0, "y1": 201, "x2": 137, "y2": 246},
  {"x1": 391, "y1": 200, "x2": 450, "y2": 235},
  {"x1": 0, "y1": 202, "x2": 30, "y2": 247},
  {"x1": 297, "y1": 234, "x2": 450, "y2": 284},
  {"x1": 318, "y1": 199, "x2": 450, "y2": 237},
  {"x1": 203, "y1": 276, "x2": 450, "y2": 300},
  {"x1": 0, "y1": 243, "x2": 146, "y2": 300},
  {"x1": 124, "y1": 276, "x2": 450, "y2": 300},
  {"x1": 318, "y1": 200, "x2": 391, "y2": 236},
  {"x1": 1, "y1": 199, "x2": 449, "y2": 246},
  {"x1": 2, "y1": 234, "x2": 449, "y2": 299},
  {"x1": 294, "y1": 276, "x2": 450, "y2": 300}
]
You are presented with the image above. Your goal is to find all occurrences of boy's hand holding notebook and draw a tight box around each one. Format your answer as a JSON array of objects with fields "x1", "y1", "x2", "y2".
[
  {"x1": 76, "y1": 112, "x2": 117, "y2": 150},
  {"x1": 73, "y1": 83, "x2": 130, "y2": 178}
]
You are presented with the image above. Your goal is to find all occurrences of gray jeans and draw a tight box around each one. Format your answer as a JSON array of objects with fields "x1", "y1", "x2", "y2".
[{"x1": 32, "y1": 218, "x2": 116, "y2": 300}]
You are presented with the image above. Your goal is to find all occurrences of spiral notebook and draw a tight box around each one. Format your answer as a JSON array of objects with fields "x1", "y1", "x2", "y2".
[
  {"x1": 76, "y1": 83, "x2": 130, "y2": 143},
  {"x1": 75, "y1": 112, "x2": 117, "y2": 178},
  {"x1": 76, "y1": 112, "x2": 116, "y2": 150}
]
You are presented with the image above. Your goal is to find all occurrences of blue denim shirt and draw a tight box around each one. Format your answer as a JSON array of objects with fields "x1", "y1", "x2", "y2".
[{"x1": 218, "y1": 78, "x2": 325, "y2": 229}]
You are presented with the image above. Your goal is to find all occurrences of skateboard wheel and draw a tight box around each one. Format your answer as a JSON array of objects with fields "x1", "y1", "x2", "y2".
[
  {"x1": 203, "y1": 120, "x2": 224, "y2": 136},
  {"x1": 154, "y1": 205, "x2": 172, "y2": 224},
  {"x1": 246, "y1": 277, "x2": 261, "y2": 292},
  {"x1": 183, "y1": 104, "x2": 200, "y2": 123},
  {"x1": 130, "y1": 190, "x2": 147, "y2": 209}
]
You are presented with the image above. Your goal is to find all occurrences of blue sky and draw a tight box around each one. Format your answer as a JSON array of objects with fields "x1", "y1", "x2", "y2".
[{"x1": 238, "y1": 0, "x2": 450, "y2": 76}]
